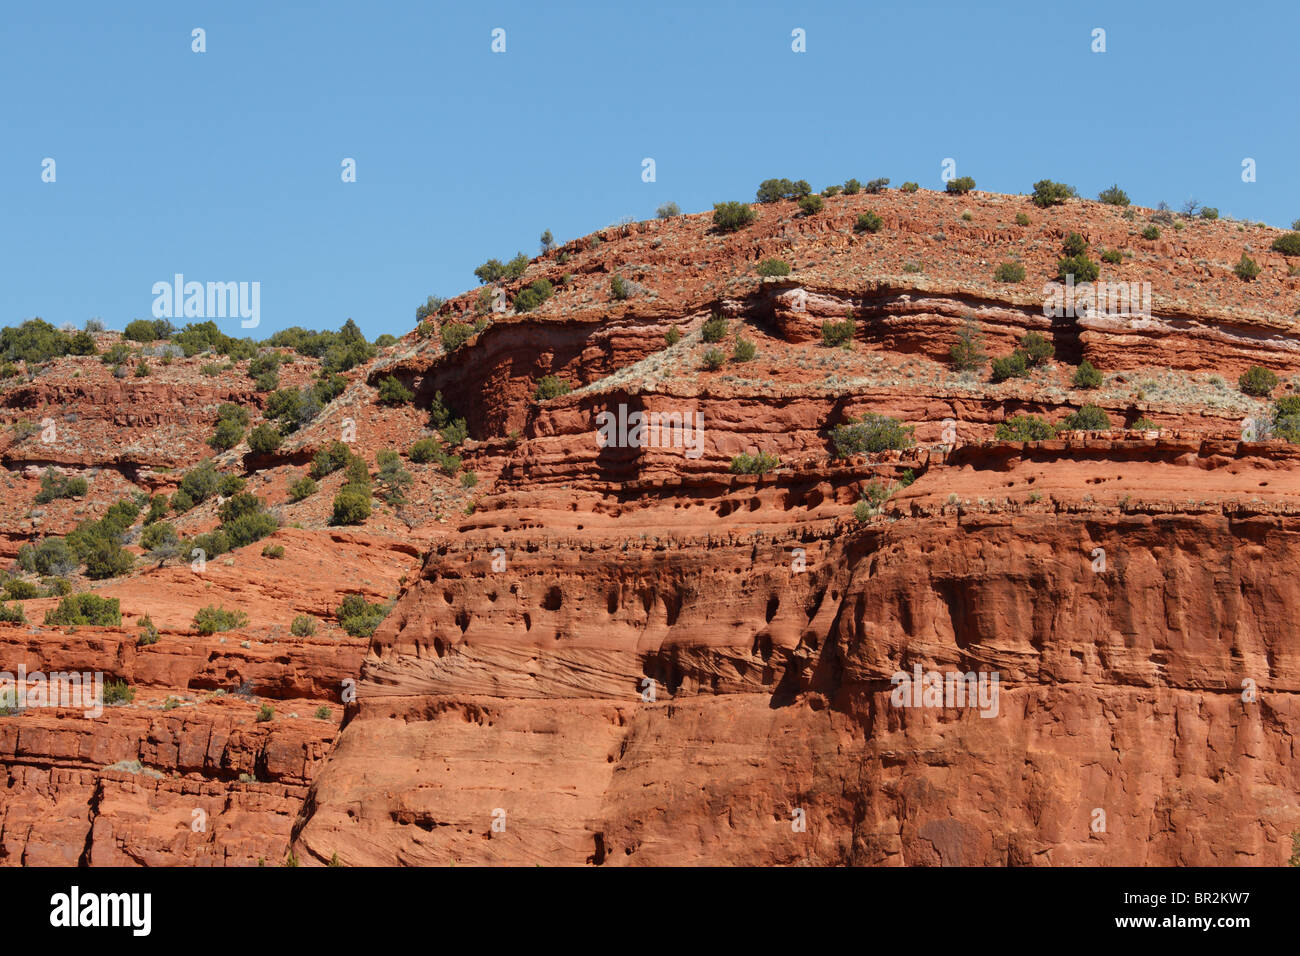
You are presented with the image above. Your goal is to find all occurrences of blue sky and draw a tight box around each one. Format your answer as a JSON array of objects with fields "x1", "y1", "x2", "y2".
[{"x1": 2, "y1": 0, "x2": 1296, "y2": 339}]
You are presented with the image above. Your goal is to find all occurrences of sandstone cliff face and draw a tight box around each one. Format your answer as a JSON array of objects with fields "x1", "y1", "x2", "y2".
[{"x1": 3, "y1": 187, "x2": 1300, "y2": 865}]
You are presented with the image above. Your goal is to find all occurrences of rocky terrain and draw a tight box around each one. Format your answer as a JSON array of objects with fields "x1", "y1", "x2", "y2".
[{"x1": 1, "y1": 182, "x2": 1298, "y2": 866}]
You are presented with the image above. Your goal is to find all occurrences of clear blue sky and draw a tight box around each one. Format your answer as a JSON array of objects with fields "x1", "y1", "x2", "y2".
[{"x1": 2, "y1": 0, "x2": 1296, "y2": 339}]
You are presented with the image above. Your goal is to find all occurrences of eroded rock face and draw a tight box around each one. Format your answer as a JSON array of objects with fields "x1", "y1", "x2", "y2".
[{"x1": 292, "y1": 458, "x2": 1300, "y2": 866}]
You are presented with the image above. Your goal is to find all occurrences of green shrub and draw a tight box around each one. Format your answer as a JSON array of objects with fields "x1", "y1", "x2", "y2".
[
  {"x1": 756, "y1": 258, "x2": 791, "y2": 277},
  {"x1": 45, "y1": 593, "x2": 121, "y2": 627},
  {"x1": 993, "y1": 261, "x2": 1025, "y2": 283},
  {"x1": 256, "y1": 704, "x2": 274, "y2": 722},
  {"x1": 178, "y1": 460, "x2": 221, "y2": 506},
  {"x1": 1098, "y1": 185, "x2": 1130, "y2": 207},
  {"x1": 608, "y1": 276, "x2": 632, "y2": 301},
  {"x1": 701, "y1": 315, "x2": 728, "y2": 342},
  {"x1": 821, "y1": 319, "x2": 855, "y2": 347},
  {"x1": 1014, "y1": 212, "x2": 1031, "y2": 226},
  {"x1": 124, "y1": 318, "x2": 173, "y2": 342},
  {"x1": 656, "y1": 202, "x2": 680, "y2": 219},
  {"x1": 945, "y1": 176, "x2": 975, "y2": 195},
  {"x1": 900, "y1": 182, "x2": 919, "y2": 193},
  {"x1": 863, "y1": 178, "x2": 889, "y2": 194},
  {"x1": 712, "y1": 202, "x2": 756, "y2": 232},
  {"x1": 1060, "y1": 404, "x2": 1111, "y2": 431},
  {"x1": 1271, "y1": 233, "x2": 1300, "y2": 256},
  {"x1": 1100, "y1": 248, "x2": 1123, "y2": 265},
  {"x1": 994, "y1": 415, "x2": 1057, "y2": 441},
  {"x1": 3, "y1": 579, "x2": 38, "y2": 600},
  {"x1": 34, "y1": 469, "x2": 88, "y2": 504},
  {"x1": 1019, "y1": 331, "x2": 1054, "y2": 366},
  {"x1": 291, "y1": 615, "x2": 316, "y2": 636},
  {"x1": 140, "y1": 522, "x2": 178, "y2": 551},
  {"x1": 842, "y1": 179, "x2": 861, "y2": 195},
  {"x1": 0, "y1": 602, "x2": 25, "y2": 624},
  {"x1": 193, "y1": 605, "x2": 249, "y2": 635},
  {"x1": 664, "y1": 327, "x2": 681, "y2": 346},
  {"x1": 331, "y1": 488, "x2": 372, "y2": 525},
  {"x1": 515, "y1": 278, "x2": 555, "y2": 311},
  {"x1": 440, "y1": 322, "x2": 475, "y2": 352},
  {"x1": 831, "y1": 414, "x2": 915, "y2": 457},
  {"x1": 460, "y1": 471, "x2": 478, "y2": 489},
  {"x1": 375, "y1": 449, "x2": 413, "y2": 505},
  {"x1": 1199, "y1": 207, "x2": 1219, "y2": 220},
  {"x1": 732, "y1": 337, "x2": 757, "y2": 362},
  {"x1": 209, "y1": 417, "x2": 245, "y2": 451},
  {"x1": 67, "y1": 331, "x2": 97, "y2": 355},
  {"x1": 1131, "y1": 417, "x2": 1158, "y2": 431},
  {"x1": 1141, "y1": 225, "x2": 1160, "y2": 240},
  {"x1": 408, "y1": 438, "x2": 441, "y2": 464},
  {"x1": 137, "y1": 614, "x2": 159, "y2": 646},
  {"x1": 222, "y1": 511, "x2": 279, "y2": 550},
  {"x1": 310, "y1": 441, "x2": 353, "y2": 479},
  {"x1": 337, "y1": 593, "x2": 388, "y2": 637},
  {"x1": 29, "y1": 537, "x2": 74, "y2": 576},
  {"x1": 1239, "y1": 365, "x2": 1278, "y2": 396},
  {"x1": 218, "y1": 475, "x2": 246, "y2": 498},
  {"x1": 854, "y1": 212, "x2": 883, "y2": 233},
  {"x1": 701, "y1": 347, "x2": 726, "y2": 371},
  {"x1": 102, "y1": 680, "x2": 134, "y2": 706},
  {"x1": 990, "y1": 351, "x2": 1030, "y2": 382},
  {"x1": 429, "y1": 392, "x2": 468, "y2": 446},
  {"x1": 729, "y1": 452, "x2": 780, "y2": 474},
  {"x1": 950, "y1": 319, "x2": 987, "y2": 371},
  {"x1": 1031, "y1": 180, "x2": 1076, "y2": 208},
  {"x1": 246, "y1": 424, "x2": 281, "y2": 455},
  {"x1": 535, "y1": 374, "x2": 571, "y2": 401},
  {"x1": 755, "y1": 178, "x2": 811, "y2": 203},
  {"x1": 261, "y1": 543, "x2": 285, "y2": 559},
  {"x1": 289, "y1": 476, "x2": 317, "y2": 501},
  {"x1": 1073, "y1": 360, "x2": 1103, "y2": 389},
  {"x1": 377, "y1": 376, "x2": 414, "y2": 405},
  {"x1": 797, "y1": 195, "x2": 824, "y2": 216},
  {"x1": 83, "y1": 541, "x2": 134, "y2": 579},
  {"x1": 1057, "y1": 254, "x2": 1100, "y2": 283},
  {"x1": 1234, "y1": 253, "x2": 1261, "y2": 280},
  {"x1": 1060, "y1": 232, "x2": 1087, "y2": 257}
]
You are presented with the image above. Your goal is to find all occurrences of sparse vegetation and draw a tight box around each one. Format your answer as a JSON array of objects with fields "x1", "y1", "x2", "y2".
[
  {"x1": 712, "y1": 202, "x2": 755, "y2": 232},
  {"x1": 756, "y1": 258, "x2": 791, "y2": 277},
  {"x1": 1098, "y1": 185, "x2": 1130, "y2": 207},
  {"x1": 535, "y1": 374, "x2": 571, "y2": 401},
  {"x1": 821, "y1": 319, "x2": 855, "y2": 347},
  {"x1": 797, "y1": 195, "x2": 824, "y2": 216},
  {"x1": 701, "y1": 315, "x2": 728, "y2": 343},
  {"x1": 337, "y1": 593, "x2": 388, "y2": 638},
  {"x1": 1239, "y1": 365, "x2": 1278, "y2": 396},
  {"x1": 45, "y1": 593, "x2": 121, "y2": 627},
  {"x1": 1031, "y1": 180, "x2": 1076, "y2": 208},
  {"x1": 994, "y1": 261, "x2": 1025, "y2": 283},
  {"x1": 994, "y1": 415, "x2": 1057, "y2": 441},
  {"x1": 831, "y1": 414, "x2": 915, "y2": 457},
  {"x1": 1234, "y1": 253, "x2": 1261, "y2": 280},
  {"x1": 1073, "y1": 360, "x2": 1103, "y2": 389},
  {"x1": 193, "y1": 605, "x2": 249, "y2": 635},
  {"x1": 854, "y1": 212, "x2": 883, "y2": 233},
  {"x1": 945, "y1": 176, "x2": 975, "y2": 195},
  {"x1": 729, "y1": 452, "x2": 780, "y2": 475},
  {"x1": 377, "y1": 376, "x2": 414, "y2": 405},
  {"x1": 1060, "y1": 405, "x2": 1111, "y2": 431}
]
